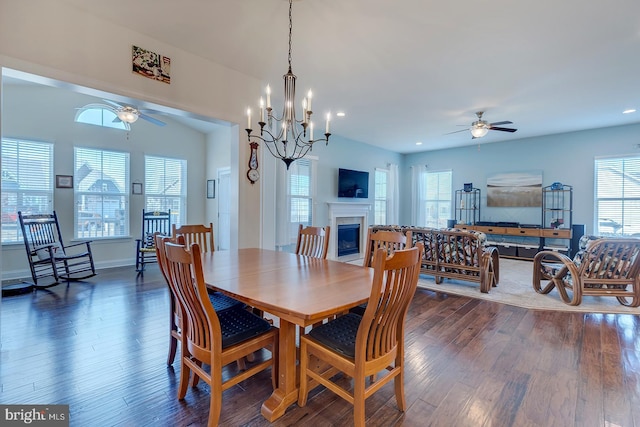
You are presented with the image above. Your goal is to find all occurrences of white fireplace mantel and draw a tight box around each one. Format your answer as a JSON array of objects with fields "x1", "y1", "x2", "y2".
[{"x1": 327, "y1": 202, "x2": 371, "y2": 260}]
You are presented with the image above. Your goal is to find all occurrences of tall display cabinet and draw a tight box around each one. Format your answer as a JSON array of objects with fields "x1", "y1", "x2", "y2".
[{"x1": 455, "y1": 187, "x2": 480, "y2": 225}]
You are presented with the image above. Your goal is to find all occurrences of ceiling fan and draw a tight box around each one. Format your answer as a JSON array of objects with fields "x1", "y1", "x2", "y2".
[
  {"x1": 103, "y1": 99, "x2": 166, "y2": 126},
  {"x1": 447, "y1": 111, "x2": 517, "y2": 139}
]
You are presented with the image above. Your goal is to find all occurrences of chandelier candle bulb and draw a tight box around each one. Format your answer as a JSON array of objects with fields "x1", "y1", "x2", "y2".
[
  {"x1": 247, "y1": 108, "x2": 251, "y2": 130},
  {"x1": 310, "y1": 122, "x2": 314, "y2": 140},
  {"x1": 307, "y1": 90, "x2": 312, "y2": 112},
  {"x1": 259, "y1": 98, "x2": 265, "y2": 123},
  {"x1": 326, "y1": 113, "x2": 331, "y2": 134},
  {"x1": 266, "y1": 85, "x2": 271, "y2": 109}
]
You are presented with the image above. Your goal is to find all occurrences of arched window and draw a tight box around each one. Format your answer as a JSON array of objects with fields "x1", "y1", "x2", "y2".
[{"x1": 75, "y1": 104, "x2": 130, "y2": 131}]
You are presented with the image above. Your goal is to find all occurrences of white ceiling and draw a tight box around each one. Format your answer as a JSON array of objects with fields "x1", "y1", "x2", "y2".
[{"x1": 50, "y1": 0, "x2": 640, "y2": 153}]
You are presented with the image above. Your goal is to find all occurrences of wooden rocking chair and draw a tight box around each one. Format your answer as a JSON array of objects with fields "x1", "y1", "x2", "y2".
[
  {"x1": 18, "y1": 211, "x2": 96, "y2": 288},
  {"x1": 135, "y1": 209, "x2": 171, "y2": 272}
]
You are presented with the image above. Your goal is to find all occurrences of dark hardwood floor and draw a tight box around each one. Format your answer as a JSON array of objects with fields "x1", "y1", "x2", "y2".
[{"x1": 2, "y1": 265, "x2": 639, "y2": 426}]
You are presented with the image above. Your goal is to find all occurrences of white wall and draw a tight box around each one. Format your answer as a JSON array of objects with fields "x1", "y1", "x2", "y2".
[
  {"x1": 401, "y1": 123, "x2": 640, "y2": 233},
  {"x1": 0, "y1": 0, "x2": 263, "y2": 250},
  {"x1": 1, "y1": 84, "x2": 211, "y2": 279}
]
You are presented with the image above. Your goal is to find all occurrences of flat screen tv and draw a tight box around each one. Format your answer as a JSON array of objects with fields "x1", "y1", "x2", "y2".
[{"x1": 338, "y1": 168, "x2": 369, "y2": 198}]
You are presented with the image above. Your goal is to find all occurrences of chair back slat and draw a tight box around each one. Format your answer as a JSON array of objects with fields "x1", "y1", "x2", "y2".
[
  {"x1": 357, "y1": 243, "x2": 423, "y2": 361},
  {"x1": 295, "y1": 224, "x2": 330, "y2": 259},
  {"x1": 141, "y1": 209, "x2": 171, "y2": 244},
  {"x1": 172, "y1": 223, "x2": 215, "y2": 253},
  {"x1": 363, "y1": 228, "x2": 412, "y2": 267},
  {"x1": 164, "y1": 242, "x2": 220, "y2": 360}
]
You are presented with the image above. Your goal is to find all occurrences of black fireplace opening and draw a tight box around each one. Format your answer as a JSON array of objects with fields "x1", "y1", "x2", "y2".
[{"x1": 338, "y1": 223, "x2": 360, "y2": 257}]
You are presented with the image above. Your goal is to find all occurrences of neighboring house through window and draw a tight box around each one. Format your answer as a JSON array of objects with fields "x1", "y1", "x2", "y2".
[
  {"x1": 1, "y1": 138, "x2": 54, "y2": 244},
  {"x1": 595, "y1": 156, "x2": 640, "y2": 236},
  {"x1": 74, "y1": 147, "x2": 130, "y2": 238},
  {"x1": 145, "y1": 155, "x2": 187, "y2": 227}
]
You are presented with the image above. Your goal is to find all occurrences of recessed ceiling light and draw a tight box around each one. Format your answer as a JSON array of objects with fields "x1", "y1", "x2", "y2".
[
  {"x1": 416, "y1": 141, "x2": 423, "y2": 145},
  {"x1": 623, "y1": 109, "x2": 636, "y2": 114},
  {"x1": 336, "y1": 112, "x2": 345, "y2": 117}
]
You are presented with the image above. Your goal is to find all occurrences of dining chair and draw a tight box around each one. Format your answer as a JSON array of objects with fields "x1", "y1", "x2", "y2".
[
  {"x1": 351, "y1": 228, "x2": 413, "y2": 315},
  {"x1": 163, "y1": 240, "x2": 279, "y2": 426},
  {"x1": 294, "y1": 224, "x2": 330, "y2": 259},
  {"x1": 155, "y1": 234, "x2": 246, "y2": 367},
  {"x1": 297, "y1": 243, "x2": 424, "y2": 427},
  {"x1": 172, "y1": 223, "x2": 215, "y2": 253},
  {"x1": 362, "y1": 228, "x2": 413, "y2": 268}
]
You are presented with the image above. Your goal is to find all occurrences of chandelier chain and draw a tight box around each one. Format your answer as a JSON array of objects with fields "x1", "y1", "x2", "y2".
[{"x1": 288, "y1": 0, "x2": 293, "y2": 71}]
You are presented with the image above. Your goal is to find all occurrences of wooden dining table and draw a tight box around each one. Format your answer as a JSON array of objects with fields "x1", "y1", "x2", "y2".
[{"x1": 200, "y1": 248, "x2": 374, "y2": 422}]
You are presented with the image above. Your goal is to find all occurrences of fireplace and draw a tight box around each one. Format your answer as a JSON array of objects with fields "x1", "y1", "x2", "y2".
[
  {"x1": 327, "y1": 202, "x2": 371, "y2": 260},
  {"x1": 337, "y1": 224, "x2": 360, "y2": 257}
]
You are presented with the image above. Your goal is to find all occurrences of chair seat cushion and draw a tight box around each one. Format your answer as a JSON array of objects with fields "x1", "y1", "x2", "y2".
[
  {"x1": 349, "y1": 303, "x2": 367, "y2": 316},
  {"x1": 218, "y1": 307, "x2": 272, "y2": 348},
  {"x1": 307, "y1": 312, "x2": 362, "y2": 358},
  {"x1": 208, "y1": 291, "x2": 246, "y2": 313}
]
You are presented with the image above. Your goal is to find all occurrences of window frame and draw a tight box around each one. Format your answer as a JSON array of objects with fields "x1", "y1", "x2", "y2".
[
  {"x1": 1, "y1": 138, "x2": 54, "y2": 244},
  {"x1": 74, "y1": 146, "x2": 130, "y2": 239},
  {"x1": 144, "y1": 155, "x2": 187, "y2": 228},
  {"x1": 374, "y1": 167, "x2": 389, "y2": 225},
  {"x1": 594, "y1": 155, "x2": 640, "y2": 236},
  {"x1": 422, "y1": 169, "x2": 452, "y2": 228}
]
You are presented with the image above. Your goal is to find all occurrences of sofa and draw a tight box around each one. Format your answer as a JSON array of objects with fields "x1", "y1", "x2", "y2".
[{"x1": 370, "y1": 226, "x2": 500, "y2": 293}]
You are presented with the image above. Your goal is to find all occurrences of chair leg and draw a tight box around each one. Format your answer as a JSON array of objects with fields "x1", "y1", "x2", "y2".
[
  {"x1": 177, "y1": 358, "x2": 190, "y2": 400},
  {"x1": 167, "y1": 333, "x2": 178, "y2": 366},
  {"x1": 353, "y1": 376, "x2": 366, "y2": 427},
  {"x1": 208, "y1": 377, "x2": 223, "y2": 427},
  {"x1": 394, "y1": 365, "x2": 406, "y2": 411},
  {"x1": 297, "y1": 340, "x2": 309, "y2": 407}
]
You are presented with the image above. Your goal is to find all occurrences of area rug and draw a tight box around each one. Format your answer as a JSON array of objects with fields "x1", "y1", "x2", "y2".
[{"x1": 416, "y1": 258, "x2": 640, "y2": 314}]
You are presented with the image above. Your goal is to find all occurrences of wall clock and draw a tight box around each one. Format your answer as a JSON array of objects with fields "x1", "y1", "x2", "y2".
[{"x1": 247, "y1": 141, "x2": 259, "y2": 184}]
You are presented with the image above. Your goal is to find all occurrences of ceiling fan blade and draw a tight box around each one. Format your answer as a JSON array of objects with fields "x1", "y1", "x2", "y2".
[
  {"x1": 102, "y1": 99, "x2": 124, "y2": 109},
  {"x1": 490, "y1": 126, "x2": 517, "y2": 133},
  {"x1": 139, "y1": 113, "x2": 166, "y2": 126},
  {"x1": 445, "y1": 129, "x2": 469, "y2": 135},
  {"x1": 489, "y1": 121, "x2": 512, "y2": 126}
]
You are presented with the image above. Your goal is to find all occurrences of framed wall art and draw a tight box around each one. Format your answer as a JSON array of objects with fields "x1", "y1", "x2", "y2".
[
  {"x1": 207, "y1": 179, "x2": 215, "y2": 199},
  {"x1": 132, "y1": 182, "x2": 143, "y2": 195},
  {"x1": 56, "y1": 175, "x2": 73, "y2": 189}
]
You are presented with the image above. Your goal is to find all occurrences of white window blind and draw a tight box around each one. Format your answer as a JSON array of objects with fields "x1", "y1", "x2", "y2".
[
  {"x1": 145, "y1": 155, "x2": 186, "y2": 227},
  {"x1": 74, "y1": 147, "x2": 130, "y2": 238},
  {"x1": 424, "y1": 170, "x2": 452, "y2": 228},
  {"x1": 374, "y1": 168, "x2": 388, "y2": 224},
  {"x1": 1, "y1": 138, "x2": 54, "y2": 243},
  {"x1": 595, "y1": 156, "x2": 640, "y2": 236}
]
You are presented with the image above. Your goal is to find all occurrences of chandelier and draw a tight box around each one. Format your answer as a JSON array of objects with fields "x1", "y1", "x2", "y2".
[{"x1": 245, "y1": 0, "x2": 331, "y2": 170}]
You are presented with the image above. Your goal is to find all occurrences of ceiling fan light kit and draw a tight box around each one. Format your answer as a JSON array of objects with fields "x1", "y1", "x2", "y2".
[
  {"x1": 116, "y1": 107, "x2": 139, "y2": 124},
  {"x1": 446, "y1": 111, "x2": 517, "y2": 139}
]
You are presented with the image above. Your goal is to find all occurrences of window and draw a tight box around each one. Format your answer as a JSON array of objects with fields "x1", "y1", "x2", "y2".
[
  {"x1": 145, "y1": 155, "x2": 186, "y2": 227},
  {"x1": 74, "y1": 147, "x2": 130, "y2": 238},
  {"x1": 75, "y1": 103, "x2": 130, "y2": 131},
  {"x1": 374, "y1": 168, "x2": 388, "y2": 224},
  {"x1": 1, "y1": 138, "x2": 54, "y2": 243},
  {"x1": 421, "y1": 169, "x2": 452, "y2": 228},
  {"x1": 595, "y1": 156, "x2": 640, "y2": 236},
  {"x1": 277, "y1": 157, "x2": 316, "y2": 251}
]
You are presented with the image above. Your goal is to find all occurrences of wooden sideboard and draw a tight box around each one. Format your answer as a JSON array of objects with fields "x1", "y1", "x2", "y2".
[{"x1": 455, "y1": 224, "x2": 572, "y2": 260}]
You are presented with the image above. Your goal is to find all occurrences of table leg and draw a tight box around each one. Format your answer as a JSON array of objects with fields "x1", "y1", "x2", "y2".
[{"x1": 260, "y1": 318, "x2": 299, "y2": 421}]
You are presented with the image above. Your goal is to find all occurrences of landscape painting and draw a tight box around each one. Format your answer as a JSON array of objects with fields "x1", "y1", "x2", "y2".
[{"x1": 487, "y1": 171, "x2": 542, "y2": 207}]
